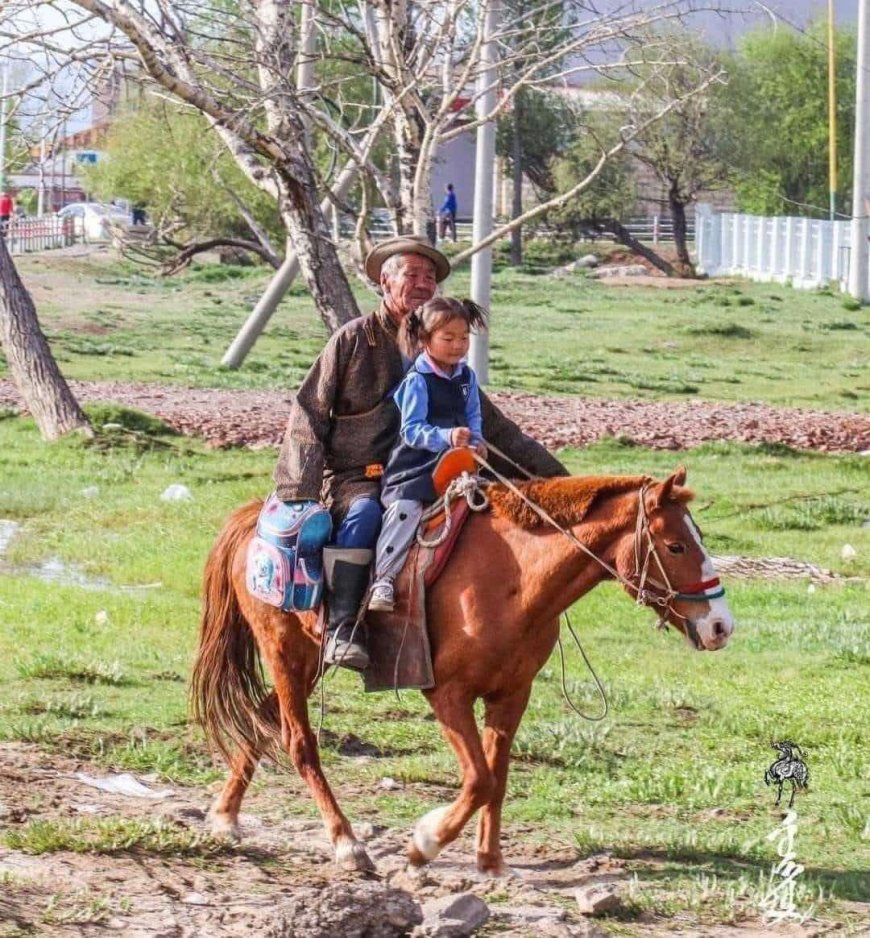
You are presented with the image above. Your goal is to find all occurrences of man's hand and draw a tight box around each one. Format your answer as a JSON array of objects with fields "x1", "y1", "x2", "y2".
[
  {"x1": 474, "y1": 442, "x2": 487, "y2": 459},
  {"x1": 450, "y1": 427, "x2": 472, "y2": 447}
]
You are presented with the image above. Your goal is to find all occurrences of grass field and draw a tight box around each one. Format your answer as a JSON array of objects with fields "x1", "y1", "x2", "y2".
[
  {"x1": 8, "y1": 250, "x2": 869, "y2": 410},
  {"x1": 0, "y1": 406, "x2": 867, "y2": 929}
]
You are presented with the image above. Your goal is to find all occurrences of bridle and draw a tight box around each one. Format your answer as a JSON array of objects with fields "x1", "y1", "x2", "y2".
[
  {"x1": 472, "y1": 449, "x2": 725, "y2": 643},
  {"x1": 632, "y1": 483, "x2": 725, "y2": 645}
]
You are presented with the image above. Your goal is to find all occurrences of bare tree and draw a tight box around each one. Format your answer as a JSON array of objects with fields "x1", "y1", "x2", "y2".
[
  {"x1": 0, "y1": 236, "x2": 92, "y2": 440},
  {"x1": 2, "y1": 1, "x2": 745, "y2": 343},
  {"x1": 622, "y1": 35, "x2": 729, "y2": 271},
  {"x1": 315, "y1": 0, "x2": 740, "y2": 245},
  {"x1": 1, "y1": 0, "x2": 374, "y2": 331}
]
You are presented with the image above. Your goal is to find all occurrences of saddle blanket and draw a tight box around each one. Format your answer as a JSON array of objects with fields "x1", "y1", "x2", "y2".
[{"x1": 363, "y1": 499, "x2": 471, "y2": 693}]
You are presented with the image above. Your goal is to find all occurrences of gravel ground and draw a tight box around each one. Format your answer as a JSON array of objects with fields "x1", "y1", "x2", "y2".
[{"x1": 1, "y1": 379, "x2": 868, "y2": 453}]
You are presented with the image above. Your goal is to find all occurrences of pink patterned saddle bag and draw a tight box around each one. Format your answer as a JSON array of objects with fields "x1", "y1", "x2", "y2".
[{"x1": 246, "y1": 494, "x2": 333, "y2": 612}]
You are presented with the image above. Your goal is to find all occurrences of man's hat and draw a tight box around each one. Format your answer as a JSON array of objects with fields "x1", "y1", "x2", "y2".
[{"x1": 364, "y1": 234, "x2": 451, "y2": 284}]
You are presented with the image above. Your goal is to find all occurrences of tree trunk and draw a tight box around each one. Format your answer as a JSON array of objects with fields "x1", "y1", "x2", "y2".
[
  {"x1": 275, "y1": 122, "x2": 361, "y2": 332},
  {"x1": 669, "y1": 186, "x2": 694, "y2": 272},
  {"x1": 596, "y1": 218, "x2": 680, "y2": 277},
  {"x1": 510, "y1": 95, "x2": 523, "y2": 266},
  {"x1": 393, "y1": 106, "x2": 425, "y2": 236},
  {"x1": 0, "y1": 237, "x2": 93, "y2": 440}
]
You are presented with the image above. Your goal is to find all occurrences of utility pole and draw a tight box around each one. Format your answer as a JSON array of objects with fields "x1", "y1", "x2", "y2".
[
  {"x1": 848, "y1": 0, "x2": 870, "y2": 300},
  {"x1": 468, "y1": 0, "x2": 500, "y2": 386}
]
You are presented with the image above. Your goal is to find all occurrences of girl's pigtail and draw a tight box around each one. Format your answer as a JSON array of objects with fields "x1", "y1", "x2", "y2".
[
  {"x1": 461, "y1": 299, "x2": 488, "y2": 332},
  {"x1": 399, "y1": 308, "x2": 423, "y2": 357}
]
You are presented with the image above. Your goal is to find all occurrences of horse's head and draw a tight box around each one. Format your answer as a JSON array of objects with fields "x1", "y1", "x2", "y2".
[{"x1": 620, "y1": 466, "x2": 735, "y2": 652}]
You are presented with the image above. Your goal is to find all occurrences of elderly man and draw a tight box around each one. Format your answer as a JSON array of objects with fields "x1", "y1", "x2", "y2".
[{"x1": 274, "y1": 235, "x2": 567, "y2": 670}]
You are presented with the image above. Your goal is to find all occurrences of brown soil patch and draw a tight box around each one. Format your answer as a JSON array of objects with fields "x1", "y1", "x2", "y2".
[{"x1": 0, "y1": 380, "x2": 866, "y2": 454}]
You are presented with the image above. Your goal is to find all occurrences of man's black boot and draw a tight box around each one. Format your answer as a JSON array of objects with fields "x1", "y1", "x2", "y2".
[{"x1": 322, "y1": 547, "x2": 372, "y2": 671}]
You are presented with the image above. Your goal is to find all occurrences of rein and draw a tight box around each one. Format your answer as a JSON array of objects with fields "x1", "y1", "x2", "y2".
[{"x1": 474, "y1": 441, "x2": 724, "y2": 641}]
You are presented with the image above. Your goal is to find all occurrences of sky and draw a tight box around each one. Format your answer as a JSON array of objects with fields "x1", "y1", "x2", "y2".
[{"x1": 6, "y1": 0, "x2": 863, "y2": 136}]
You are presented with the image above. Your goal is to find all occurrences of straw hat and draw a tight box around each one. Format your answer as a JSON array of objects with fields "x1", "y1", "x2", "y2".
[{"x1": 364, "y1": 234, "x2": 451, "y2": 284}]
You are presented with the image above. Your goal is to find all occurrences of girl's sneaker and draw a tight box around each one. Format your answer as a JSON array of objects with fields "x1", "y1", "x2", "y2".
[{"x1": 368, "y1": 579, "x2": 395, "y2": 612}]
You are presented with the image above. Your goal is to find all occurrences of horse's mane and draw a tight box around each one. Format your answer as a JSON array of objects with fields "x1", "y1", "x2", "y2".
[{"x1": 487, "y1": 475, "x2": 692, "y2": 529}]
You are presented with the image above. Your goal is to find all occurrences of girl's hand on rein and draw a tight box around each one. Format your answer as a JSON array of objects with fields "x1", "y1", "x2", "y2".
[
  {"x1": 451, "y1": 427, "x2": 472, "y2": 447},
  {"x1": 474, "y1": 442, "x2": 487, "y2": 458}
]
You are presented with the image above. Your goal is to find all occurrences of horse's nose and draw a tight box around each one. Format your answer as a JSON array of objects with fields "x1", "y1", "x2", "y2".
[{"x1": 710, "y1": 618, "x2": 733, "y2": 642}]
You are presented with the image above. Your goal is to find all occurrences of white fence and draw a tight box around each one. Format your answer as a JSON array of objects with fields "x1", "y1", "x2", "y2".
[
  {"x1": 3, "y1": 216, "x2": 78, "y2": 255},
  {"x1": 623, "y1": 214, "x2": 695, "y2": 245},
  {"x1": 694, "y1": 205, "x2": 862, "y2": 291}
]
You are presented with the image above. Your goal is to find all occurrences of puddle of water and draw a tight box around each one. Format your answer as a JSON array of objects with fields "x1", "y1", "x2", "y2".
[
  {"x1": 25, "y1": 558, "x2": 162, "y2": 593},
  {"x1": 0, "y1": 519, "x2": 21, "y2": 555},
  {"x1": 0, "y1": 519, "x2": 161, "y2": 593},
  {"x1": 35, "y1": 557, "x2": 113, "y2": 590}
]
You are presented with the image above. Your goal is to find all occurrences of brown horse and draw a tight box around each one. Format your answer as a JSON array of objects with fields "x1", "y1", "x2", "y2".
[{"x1": 191, "y1": 467, "x2": 734, "y2": 875}]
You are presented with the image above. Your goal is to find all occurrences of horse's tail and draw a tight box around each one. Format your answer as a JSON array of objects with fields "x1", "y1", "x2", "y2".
[{"x1": 190, "y1": 499, "x2": 279, "y2": 764}]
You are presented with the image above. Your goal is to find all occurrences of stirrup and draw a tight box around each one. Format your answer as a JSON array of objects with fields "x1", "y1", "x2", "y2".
[{"x1": 323, "y1": 623, "x2": 369, "y2": 671}]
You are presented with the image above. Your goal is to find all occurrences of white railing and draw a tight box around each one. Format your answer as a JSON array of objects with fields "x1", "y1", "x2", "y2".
[
  {"x1": 623, "y1": 214, "x2": 695, "y2": 245},
  {"x1": 694, "y1": 204, "x2": 859, "y2": 291},
  {"x1": 3, "y1": 215, "x2": 79, "y2": 255}
]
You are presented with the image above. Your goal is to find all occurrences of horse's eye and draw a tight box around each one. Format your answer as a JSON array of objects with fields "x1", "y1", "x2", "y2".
[{"x1": 667, "y1": 542, "x2": 685, "y2": 554}]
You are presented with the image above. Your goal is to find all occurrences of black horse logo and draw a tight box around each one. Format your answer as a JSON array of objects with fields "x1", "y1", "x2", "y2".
[{"x1": 764, "y1": 741, "x2": 809, "y2": 808}]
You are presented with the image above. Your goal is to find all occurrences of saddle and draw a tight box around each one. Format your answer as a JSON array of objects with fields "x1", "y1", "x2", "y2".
[{"x1": 364, "y1": 448, "x2": 481, "y2": 693}]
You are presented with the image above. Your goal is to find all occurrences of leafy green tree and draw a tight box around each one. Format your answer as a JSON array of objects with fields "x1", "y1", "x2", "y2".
[
  {"x1": 715, "y1": 21, "x2": 856, "y2": 217},
  {"x1": 622, "y1": 38, "x2": 729, "y2": 269},
  {"x1": 549, "y1": 121, "x2": 635, "y2": 233},
  {"x1": 495, "y1": 0, "x2": 570, "y2": 264},
  {"x1": 83, "y1": 100, "x2": 284, "y2": 268}
]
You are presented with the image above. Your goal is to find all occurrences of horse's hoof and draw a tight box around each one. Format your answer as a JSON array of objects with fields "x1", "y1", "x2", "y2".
[
  {"x1": 336, "y1": 836, "x2": 375, "y2": 873},
  {"x1": 474, "y1": 862, "x2": 517, "y2": 880},
  {"x1": 208, "y1": 811, "x2": 241, "y2": 842},
  {"x1": 409, "y1": 805, "x2": 448, "y2": 866},
  {"x1": 407, "y1": 843, "x2": 430, "y2": 867}
]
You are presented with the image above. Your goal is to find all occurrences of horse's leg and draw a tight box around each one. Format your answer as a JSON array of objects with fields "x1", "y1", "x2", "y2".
[
  {"x1": 408, "y1": 688, "x2": 494, "y2": 867},
  {"x1": 475, "y1": 684, "x2": 532, "y2": 876},
  {"x1": 207, "y1": 691, "x2": 280, "y2": 838},
  {"x1": 209, "y1": 744, "x2": 260, "y2": 839},
  {"x1": 258, "y1": 642, "x2": 374, "y2": 872},
  {"x1": 774, "y1": 782, "x2": 783, "y2": 806},
  {"x1": 788, "y1": 781, "x2": 796, "y2": 809}
]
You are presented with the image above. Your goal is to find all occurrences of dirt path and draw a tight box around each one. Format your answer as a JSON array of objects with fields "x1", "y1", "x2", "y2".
[
  {"x1": 1, "y1": 380, "x2": 867, "y2": 453},
  {"x1": 1, "y1": 743, "x2": 851, "y2": 937}
]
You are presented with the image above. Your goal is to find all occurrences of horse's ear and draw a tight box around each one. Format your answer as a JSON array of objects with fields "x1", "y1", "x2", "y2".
[{"x1": 649, "y1": 466, "x2": 688, "y2": 509}]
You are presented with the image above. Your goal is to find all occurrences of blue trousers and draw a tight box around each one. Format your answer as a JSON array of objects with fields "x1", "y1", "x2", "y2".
[{"x1": 334, "y1": 497, "x2": 382, "y2": 549}]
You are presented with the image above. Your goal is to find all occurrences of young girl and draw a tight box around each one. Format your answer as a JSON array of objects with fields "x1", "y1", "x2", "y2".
[{"x1": 368, "y1": 297, "x2": 487, "y2": 612}]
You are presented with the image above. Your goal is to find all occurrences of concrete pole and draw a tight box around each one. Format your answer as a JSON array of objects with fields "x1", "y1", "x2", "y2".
[
  {"x1": 468, "y1": 0, "x2": 500, "y2": 386},
  {"x1": 848, "y1": 0, "x2": 870, "y2": 300}
]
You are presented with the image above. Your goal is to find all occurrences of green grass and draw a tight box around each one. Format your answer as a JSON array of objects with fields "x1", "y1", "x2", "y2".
[
  {"x1": 0, "y1": 417, "x2": 867, "y2": 927},
  {"x1": 4, "y1": 817, "x2": 229, "y2": 858},
  {"x1": 1, "y1": 249, "x2": 868, "y2": 928},
  {"x1": 9, "y1": 252, "x2": 869, "y2": 410}
]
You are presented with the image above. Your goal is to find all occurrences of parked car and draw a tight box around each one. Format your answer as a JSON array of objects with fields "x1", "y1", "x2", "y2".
[{"x1": 57, "y1": 202, "x2": 131, "y2": 241}]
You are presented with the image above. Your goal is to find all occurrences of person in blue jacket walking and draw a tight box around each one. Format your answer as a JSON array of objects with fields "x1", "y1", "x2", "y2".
[
  {"x1": 438, "y1": 183, "x2": 458, "y2": 242},
  {"x1": 368, "y1": 296, "x2": 487, "y2": 612}
]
